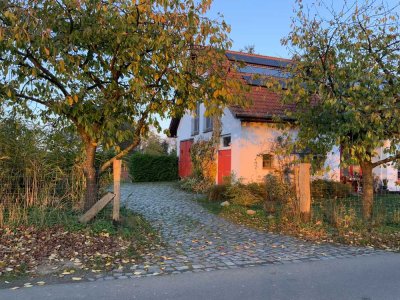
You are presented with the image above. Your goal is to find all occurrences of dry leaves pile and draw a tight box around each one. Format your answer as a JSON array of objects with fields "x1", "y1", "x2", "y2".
[{"x1": 0, "y1": 226, "x2": 133, "y2": 277}]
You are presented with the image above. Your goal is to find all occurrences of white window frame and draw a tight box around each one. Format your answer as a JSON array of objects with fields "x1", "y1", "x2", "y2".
[{"x1": 221, "y1": 134, "x2": 231, "y2": 149}]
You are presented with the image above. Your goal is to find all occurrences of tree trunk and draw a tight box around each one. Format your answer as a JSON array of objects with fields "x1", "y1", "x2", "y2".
[
  {"x1": 83, "y1": 142, "x2": 99, "y2": 211},
  {"x1": 360, "y1": 161, "x2": 374, "y2": 221}
]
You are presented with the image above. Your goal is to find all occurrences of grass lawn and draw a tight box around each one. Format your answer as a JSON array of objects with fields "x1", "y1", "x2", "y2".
[{"x1": 196, "y1": 196, "x2": 400, "y2": 252}]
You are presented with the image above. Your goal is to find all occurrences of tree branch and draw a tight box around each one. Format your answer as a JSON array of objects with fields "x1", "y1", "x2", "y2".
[
  {"x1": 372, "y1": 153, "x2": 400, "y2": 167},
  {"x1": 14, "y1": 92, "x2": 47, "y2": 106},
  {"x1": 99, "y1": 136, "x2": 141, "y2": 175},
  {"x1": 357, "y1": 18, "x2": 396, "y2": 86},
  {"x1": 18, "y1": 50, "x2": 70, "y2": 97},
  {"x1": 85, "y1": 72, "x2": 106, "y2": 92},
  {"x1": 99, "y1": 109, "x2": 149, "y2": 174}
]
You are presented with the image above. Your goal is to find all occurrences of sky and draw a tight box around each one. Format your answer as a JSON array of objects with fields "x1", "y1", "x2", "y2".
[
  {"x1": 207, "y1": 0, "x2": 400, "y2": 57},
  {"x1": 207, "y1": 0, "x2": 295, "y2": 58}
]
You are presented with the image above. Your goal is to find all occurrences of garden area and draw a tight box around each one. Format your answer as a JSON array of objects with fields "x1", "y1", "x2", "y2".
[
  {"x1": 182, "y1": 174, "x2": 400, "y2": 252},
  {"x1": 0, "y1": 119, "x2": 162, "y2": 284},
  {"x1": 0, "y1": 0, "x2": 225, "y2": 285}
]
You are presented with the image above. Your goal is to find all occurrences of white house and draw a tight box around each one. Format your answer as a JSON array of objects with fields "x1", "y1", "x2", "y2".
[{"x1": 169, "y1": 50, "x2": 400, "y2": 191}]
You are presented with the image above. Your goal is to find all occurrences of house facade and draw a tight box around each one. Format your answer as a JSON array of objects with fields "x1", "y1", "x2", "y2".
[{"x1": 169, "y1": 51, "x2": 400, "y2": 191}]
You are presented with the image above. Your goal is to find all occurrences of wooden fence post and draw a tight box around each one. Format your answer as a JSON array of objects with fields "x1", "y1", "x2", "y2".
[
  {"x1": 79, "y1": 193, "x2": 115, "y2": 223},
  {"x1": 295, "y1": 163, "x2": 311, "y2": 222},
  {"x1": 113, "y1": 159, "x2": 122, "y2": 222}
]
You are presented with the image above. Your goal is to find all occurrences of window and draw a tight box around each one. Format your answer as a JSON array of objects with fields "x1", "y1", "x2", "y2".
[
  {"x1": 262, "y1": 154, "x2": 273, "y2": 169},
  {"x1": 191, "y1": 104, "x2": 200, "y2": 135},
  {"x1": 204, "y1": 115, "x2": 213, "y2": 132},
  {"x1": 222, "y1": 135, "x2": 231, "y2": 148}
]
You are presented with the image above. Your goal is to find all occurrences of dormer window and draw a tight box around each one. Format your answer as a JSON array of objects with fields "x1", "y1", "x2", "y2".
[{"x1": 191, "y1": 103, "x2": 200, "y2": 135}]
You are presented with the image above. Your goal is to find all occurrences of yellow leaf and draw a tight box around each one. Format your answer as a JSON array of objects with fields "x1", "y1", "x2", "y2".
[
  {"x1": 66, "y1": 96, "x2": 73, "y2": 106},
  {"x1": 72, "y1": 277, "x2": 82, "y2": 281},
  {"x1": 91, "y1": 269, "x2": 101, "y2": 273},
  {"x1": 59, "y1": 60, "x2": 65, "y2": 72},
  {"x1": 100, "y1": 232, "x2": 110, "y2": 237},
  {"x1": 44, "y1": 48, "x2": 50, "y2": 56}
]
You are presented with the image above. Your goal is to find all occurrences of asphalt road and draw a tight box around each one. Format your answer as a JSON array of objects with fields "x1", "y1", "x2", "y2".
[{"x1": 1, "y1": 253, "x2": 399, "y2": 300}]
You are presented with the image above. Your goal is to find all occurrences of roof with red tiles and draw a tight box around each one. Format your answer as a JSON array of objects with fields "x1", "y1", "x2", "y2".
[
  {"x1": 225, "y1": 50, "x2": 294, "y2": 122},
  {"x1": 229, "y1": 85, "x2": 296, "y2": 122}
]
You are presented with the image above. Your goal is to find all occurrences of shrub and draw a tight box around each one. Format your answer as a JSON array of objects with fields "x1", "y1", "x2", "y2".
[
  {"x1": 311, "y1": 179, "x2": 352, "y2": 200},
  {"x1": 180, "y1": 176, "x2": 213, "y2": 193},
  {"x1": 246, "y1": 182, "x2": 267, "y2": 199},
  {"x1": 319, "y1": 199, "x2": 359, "y2": 229},
  {"x1": 264, "y1": 174, "x2": 290, "y2": 203},
  {"x1": 190, "y1": 140, "x2": 217, "y2": 182},
  {"x1": 225, "y1": 183, "x2": 264, "y2": 206},
  {"x1": 129, "y1": 153, "x2": 178, "y2": 182},
  {"x1": 264, "y1": 174, "x2": 296, "y2": 215},
  {"x1": 208, "y1": 184, "x2": 229, "y2": 202}
]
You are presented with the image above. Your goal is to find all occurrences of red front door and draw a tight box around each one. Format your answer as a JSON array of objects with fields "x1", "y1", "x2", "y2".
[
  {"x1": 218, "y1": 149, "x2": 231, "y2": 184},
  {"x1": 179, "y1": 140, "x2": 193, "y2": 178}
]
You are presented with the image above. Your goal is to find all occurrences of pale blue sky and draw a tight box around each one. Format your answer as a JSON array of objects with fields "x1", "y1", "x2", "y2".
[
  {"x1": 207, "y1": 0, "x2": 400, "y2": 58},
  {"x1": 207, "y1": 0, "x2": 295, "y2": 58}
]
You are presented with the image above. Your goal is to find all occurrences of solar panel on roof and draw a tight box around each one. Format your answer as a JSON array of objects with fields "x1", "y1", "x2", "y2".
[
  {"x1": 226, "y1": 52, "x2": 290, "y2": 68},
  {"x1": 238, "y1": 66, "x2": 290, "y2": 78},
  {"x1": 243, "y1": 75, "x2": 287, "y2": 89}
]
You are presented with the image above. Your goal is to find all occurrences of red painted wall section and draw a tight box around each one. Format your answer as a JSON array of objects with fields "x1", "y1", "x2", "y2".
[
  {"x1": 218, "y1": 149, "x2": 231, "y2": 184},
  {"x1": 179, "y1": 140, "x2": 193, "y2": 178}
]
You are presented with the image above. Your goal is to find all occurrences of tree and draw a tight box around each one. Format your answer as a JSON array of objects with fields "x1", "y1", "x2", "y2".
[
  {"x1": 0, "y1": 0, "x2": 244, "y2": 210},
  {"x1": 281, "y1": 0, "x2": 400, "y2": 220},
  {"x1": 240, "y1": 44, "x2": 256, "y2": 54},
  {"x1": 140, "y1": 131, "x2": 169, "y2": 155}
]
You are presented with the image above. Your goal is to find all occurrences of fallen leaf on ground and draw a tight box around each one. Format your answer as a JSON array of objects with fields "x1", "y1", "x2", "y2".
[{"x1": 72, "y1": 277, "x2": 82, "y2": 281}]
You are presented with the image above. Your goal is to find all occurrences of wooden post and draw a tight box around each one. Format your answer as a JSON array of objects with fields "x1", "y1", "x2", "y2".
[
  {"x1": 295, "y1": 163, "x2": 311, "y2": 222},
  {"x1": 79, "y1": 192, "x2": 115, "y2": 223},
  {"x1": 113, "y1": 159, "x2": 122, "y2": 223}
]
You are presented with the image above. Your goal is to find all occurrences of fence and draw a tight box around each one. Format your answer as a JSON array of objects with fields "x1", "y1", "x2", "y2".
[
  {"x1": 311, "y1": 180, "x2": 400, "y2": 227},
  {"x1": 292, "y1": 163, "x2": 400, "y2": 227},
  {"x1": 0, "y1": 169, "x2": 84, "y2": 208},
  {"x1": 0, "y1": 158, "x2": 124, "y2": 225}
]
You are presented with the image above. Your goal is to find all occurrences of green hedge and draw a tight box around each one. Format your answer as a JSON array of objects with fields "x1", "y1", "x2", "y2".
[
  {"x1": 311, "y1": 179, "x2": 352, "y2": 200},
  {"x1": 129, "y1": 153, "x2": 178, "y2": 182}
]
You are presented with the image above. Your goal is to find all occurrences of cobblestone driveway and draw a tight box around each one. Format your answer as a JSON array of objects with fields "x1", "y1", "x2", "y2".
[{"x1": 121, "y1": 182, "x2": 379, "y2": 276}]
